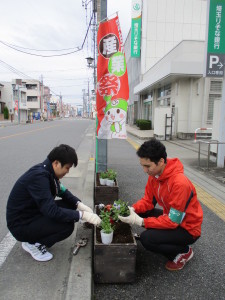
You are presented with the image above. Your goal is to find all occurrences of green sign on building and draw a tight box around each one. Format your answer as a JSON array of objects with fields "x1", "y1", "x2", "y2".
[
  {"x1": 131, "y1": 0, "x2": 142, "y2": 58},
  {"x1": 206, "y1": 0, "x2": 225, "y2": 77}
]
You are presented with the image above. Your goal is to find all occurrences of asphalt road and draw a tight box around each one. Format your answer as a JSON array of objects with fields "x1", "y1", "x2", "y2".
[
  {"x1": 0, "y1": 118, "x2": 92, "y2": 240},
  {"x1": 0, "y1": 118, "x2": 94, "y2": 299}
]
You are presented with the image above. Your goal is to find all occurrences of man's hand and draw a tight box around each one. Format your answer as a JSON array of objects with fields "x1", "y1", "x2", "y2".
[
  {"x1": 77, "y1": 202, "x2": 93, "y2": 213},
  {"x1": 118, "y1": 207, "x2": 143, "y2": 227},
  {"x1": 82, "y1": 211, "x2": 101, "y2": 226}
]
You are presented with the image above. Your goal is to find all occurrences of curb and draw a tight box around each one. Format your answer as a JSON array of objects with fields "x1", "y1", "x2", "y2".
[{"x1": 65, "y1": 158, "x2": 95, "y2": 300}]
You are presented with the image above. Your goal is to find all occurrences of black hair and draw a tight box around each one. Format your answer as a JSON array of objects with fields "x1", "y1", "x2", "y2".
[
  {"x1": 136, "y1": 138, "x2": 167, "y2": 164},
  {"x1": 47, "y1": 144, "x2": 78, "y2": 167}
]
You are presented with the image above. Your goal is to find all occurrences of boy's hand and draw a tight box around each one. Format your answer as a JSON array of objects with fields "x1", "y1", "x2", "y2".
[{"x1": 77, "y1": 202, "x2": 93, "y2": 213}]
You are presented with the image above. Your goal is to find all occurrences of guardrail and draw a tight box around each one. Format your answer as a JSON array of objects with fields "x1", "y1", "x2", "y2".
[
  {"x1": 194, "y1": 127, "x2": 212, "y2": 142},
  {"x1": 196, "y1": 139, "x2": 225, "y2": 169}
]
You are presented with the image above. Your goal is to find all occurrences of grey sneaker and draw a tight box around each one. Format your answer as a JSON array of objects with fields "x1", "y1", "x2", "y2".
[{"x1": 22, "y1": 242, "x2": 53, "y2": 262}]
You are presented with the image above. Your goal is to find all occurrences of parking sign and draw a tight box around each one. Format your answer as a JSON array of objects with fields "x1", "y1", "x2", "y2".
[{"x1": 205, "y1": 0, "x2": 225, "y2": 77}]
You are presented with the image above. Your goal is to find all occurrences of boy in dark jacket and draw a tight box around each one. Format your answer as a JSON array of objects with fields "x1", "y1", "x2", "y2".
[{"x1": 7, "y1": 144, "x2": 101, "y2": 262}]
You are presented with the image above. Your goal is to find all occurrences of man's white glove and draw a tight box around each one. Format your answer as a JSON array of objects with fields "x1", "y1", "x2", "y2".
[
  {"x1": 77, "y1": 202, "x2": 93, "y2": 213},
  {"x1": 82, "y1": 211, "x2": 101, "y2": 226},
  {"x1": 118, "y1": 206, "x2": 143, "y2": 227}
]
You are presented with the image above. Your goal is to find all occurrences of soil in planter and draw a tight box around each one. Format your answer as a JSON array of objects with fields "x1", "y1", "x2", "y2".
[{"x1": 96, "y1": 206, "x2": 134, "y2": 244}]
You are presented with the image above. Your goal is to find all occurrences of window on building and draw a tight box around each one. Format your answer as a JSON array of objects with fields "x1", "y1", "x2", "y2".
[
  {"x1": 26, "y1": 84, "x2": 38, "y2": 90},
  {"x1": 27, "y1": 96, "x2": 38, "y2": 102},
  {"x1": 207, "y1": 80, "x2": 222, "y2": 124},
  {"x1": 157, "y1": 84, "x2": 171, "y2": 107}
]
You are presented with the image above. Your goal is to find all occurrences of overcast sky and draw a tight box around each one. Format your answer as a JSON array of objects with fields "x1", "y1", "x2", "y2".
[{"x1": 0, "y1": 0, "x2": 131, "y2": 105}]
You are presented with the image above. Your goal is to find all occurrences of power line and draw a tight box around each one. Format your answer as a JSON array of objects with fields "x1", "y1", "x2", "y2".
[
  {"x1": 0, "y1": 41, "x2": 77, "y2": 52},
  {"x1": 0, "y1": 12, "x2": 93, "y2": 57}
]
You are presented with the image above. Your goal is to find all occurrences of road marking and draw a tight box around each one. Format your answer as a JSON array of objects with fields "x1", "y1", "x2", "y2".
[
  {"x1": 0, "y1": 232, "x2": 16, "y2": 268},
  {"x1": 127, "y1": 137, "x2": 140, "y2": 150},
  {"x1": 194, "y1": 185, "x2": 225, "y2": 222},
  {"x1": 0, "y1": 124, "x2": 61, "y2": 141},
  {"x1": 126, "y1": 138, "x2": 225, "y2": 222}
]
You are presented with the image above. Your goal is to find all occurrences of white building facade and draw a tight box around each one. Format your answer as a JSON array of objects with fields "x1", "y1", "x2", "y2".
[{"x1": 125, "y1": 0, "x2": 223, "y2": 139}]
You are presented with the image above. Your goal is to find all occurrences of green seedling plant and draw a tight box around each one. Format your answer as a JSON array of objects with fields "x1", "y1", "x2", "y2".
[
  {"x1": 100, "y1": 171, "x2": 108, "y2": 179},
  {"x1": 99, "y1": 209, "x2": 115, "y2": 234},
  {"x1": 106, "y1": 169, "x2": 117, "y2": 180},
  {"x1": 111, "y1": 199, "x2": 130, "y2": 222}
]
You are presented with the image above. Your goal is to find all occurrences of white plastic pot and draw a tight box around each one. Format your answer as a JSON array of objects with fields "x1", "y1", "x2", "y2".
[
  {"x1": 100, "y1": 230, "x2": 113, "y2": 244},
  {"x1": 100, "y1": 178, "x2": 107, "y2": 185},
  {"x1": 106, "y1": 179, "x2": 114, "y2": 187}
]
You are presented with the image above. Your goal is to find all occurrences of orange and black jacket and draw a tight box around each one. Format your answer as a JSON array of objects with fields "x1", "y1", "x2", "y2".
[{"x1": 132, "y1": 158, "x2": 203, "y2": 238}]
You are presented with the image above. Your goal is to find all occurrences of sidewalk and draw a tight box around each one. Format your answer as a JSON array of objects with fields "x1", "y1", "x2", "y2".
[
  {"x1": 126, "y1": 124, "x2": 225, "y2": 192},
  {"x1": 0, "y1": 120, "x2": 15, "y2": 127}
]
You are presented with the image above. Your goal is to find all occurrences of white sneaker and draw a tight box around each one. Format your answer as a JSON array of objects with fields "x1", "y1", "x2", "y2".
[{"x1": 22, "y1": 242, "x2": 53, "y2": 262}]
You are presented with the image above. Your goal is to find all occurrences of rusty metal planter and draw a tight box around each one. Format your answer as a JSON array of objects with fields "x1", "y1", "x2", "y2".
[{"x1": 94, "y1": 172, "x2": 119, "y2": 205}]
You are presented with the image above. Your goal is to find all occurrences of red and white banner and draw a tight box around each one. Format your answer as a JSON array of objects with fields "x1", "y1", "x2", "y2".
[{"x1": 96, "y1": 15, "x2": 129, "y2": 139}]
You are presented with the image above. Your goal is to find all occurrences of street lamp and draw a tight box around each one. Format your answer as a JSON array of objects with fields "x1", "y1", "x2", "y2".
[{"x1": 86, "y1": 56, "x2": 94, "y2": 67}]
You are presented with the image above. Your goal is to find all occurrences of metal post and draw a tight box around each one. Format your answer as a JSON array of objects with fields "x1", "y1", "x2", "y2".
[
  {"x1": 207, "y1": 143, "x2": 210, "y2": 169},
  {"x1": 18, "y1": 86, "x2": 20, "y2": 124},
  {"x1": 217, "y1": 70, "x2": 225, "y2": 167},
  {"x1": 96, "y1": 0, "x2": 107, "y2": 172},
  {"x1": 198, "y1": 142, "x2": 201, "y2": 167}
]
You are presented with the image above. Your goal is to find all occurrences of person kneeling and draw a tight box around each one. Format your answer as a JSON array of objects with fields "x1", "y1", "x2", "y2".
[
  {"x1": 6, "y1": 144, "x2": 101, "y2": 262},
  {"x1": 119, "y1": 138, "x2": 203, "y2": 271}
]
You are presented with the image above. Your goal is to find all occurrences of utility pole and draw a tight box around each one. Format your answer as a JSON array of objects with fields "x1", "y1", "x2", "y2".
[
  {"x1": 96, "y1": 0, "x2": 108, "y2": 172},
  {"x1": 18, "y1": 86, "x2": 20, "y2": 124}
]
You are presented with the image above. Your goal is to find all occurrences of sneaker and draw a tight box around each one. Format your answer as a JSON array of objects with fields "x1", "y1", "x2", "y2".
[
  {"x1": 165, "y1": 246, "x2": 193, "y2": 271},
  {"x1": 22, "y1": 242, "x2": 53, "y2": 262},
  {"x1": 133, "y1": 233, "x2": 141, "y2": 241}
]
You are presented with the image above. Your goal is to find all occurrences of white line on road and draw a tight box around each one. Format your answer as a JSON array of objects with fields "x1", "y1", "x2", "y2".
[{"x1": 0, "y1": 232, "x2": 16, "y2": 268}]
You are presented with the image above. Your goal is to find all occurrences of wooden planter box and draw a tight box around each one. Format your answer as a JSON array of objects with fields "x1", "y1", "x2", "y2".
[
  {"x1": 94, "y1": 172, "x2": 119, "y2": 205},
  {"x1": 94, "y1": 206, "x2": 137, "y2": 283}
]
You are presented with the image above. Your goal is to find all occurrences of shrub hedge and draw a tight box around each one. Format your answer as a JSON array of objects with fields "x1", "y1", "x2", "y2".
[{"x1": 136, "y1": 119, "x2": 152, "y2": 130}]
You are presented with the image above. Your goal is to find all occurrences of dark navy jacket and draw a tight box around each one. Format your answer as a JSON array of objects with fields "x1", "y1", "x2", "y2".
[{"x1": 6, "y1": 158, "x2": 80, "y2": 230}]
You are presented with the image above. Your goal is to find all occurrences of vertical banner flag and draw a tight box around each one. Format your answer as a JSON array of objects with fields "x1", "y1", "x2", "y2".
[
  {"x1": 205, "y1": 0, "x2": 225, "y2": 77},
  {"x1": 97, "y1": 15, "x2": 129, "y2": 139},
  {"x1": 131, "y1": 0, "x2": 142, "y2": 57}
]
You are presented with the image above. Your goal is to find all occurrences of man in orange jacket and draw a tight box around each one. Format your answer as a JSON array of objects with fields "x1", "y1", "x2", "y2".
[{"x1": 119, "y1": 138, "x2": 203, "y2": 271}]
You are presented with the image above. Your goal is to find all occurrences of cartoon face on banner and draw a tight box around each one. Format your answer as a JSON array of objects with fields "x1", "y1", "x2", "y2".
[{"x1": 96, "y1": 15, "x2": 129, "y2": 140}]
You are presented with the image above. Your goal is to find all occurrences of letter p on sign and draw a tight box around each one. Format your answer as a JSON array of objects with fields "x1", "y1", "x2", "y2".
[{"x1": 209, "y1": 55, "x2": 219, "y2": 68}]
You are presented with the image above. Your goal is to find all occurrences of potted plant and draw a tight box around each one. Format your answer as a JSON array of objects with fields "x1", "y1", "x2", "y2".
[
  {"x1": 99, "y1": 208, "x2": 114, "y2": 244},
  {"x1": 94, "y1": 169, "x2": 119, "y2": 205},
  {"x1": 99, "y1": 171, "x2": 108, "y2": 185},
  {"x1": 94, "y1": 200, "x2": 137, "y2": 283},
  {"x1": 106, "y1": 169, "x2": 117, "y2": 187}
]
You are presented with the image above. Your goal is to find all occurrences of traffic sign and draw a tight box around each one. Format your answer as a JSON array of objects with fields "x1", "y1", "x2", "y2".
[{"x1": 206, "y1": 53, "x2": 225, "y2": 77}]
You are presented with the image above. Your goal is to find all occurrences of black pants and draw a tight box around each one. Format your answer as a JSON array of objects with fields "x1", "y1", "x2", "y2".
[
  {"x1": 138, "y1": 209, "x2": 198, "y2": 260},
  {"x1": 11, "y1": 200, "x2": 75, "y2": 248}
]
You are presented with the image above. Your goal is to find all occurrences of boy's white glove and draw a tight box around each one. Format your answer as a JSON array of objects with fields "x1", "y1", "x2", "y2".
[
  {"x1": 118, "y1": 207, "x2": 143, "y2": 227},
  {"x1": 77, "y1": 202, "x2": 93, "y2": 213},
  {"x1": 82, "y1": 211, "x2": 101, "y2": 226}
]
